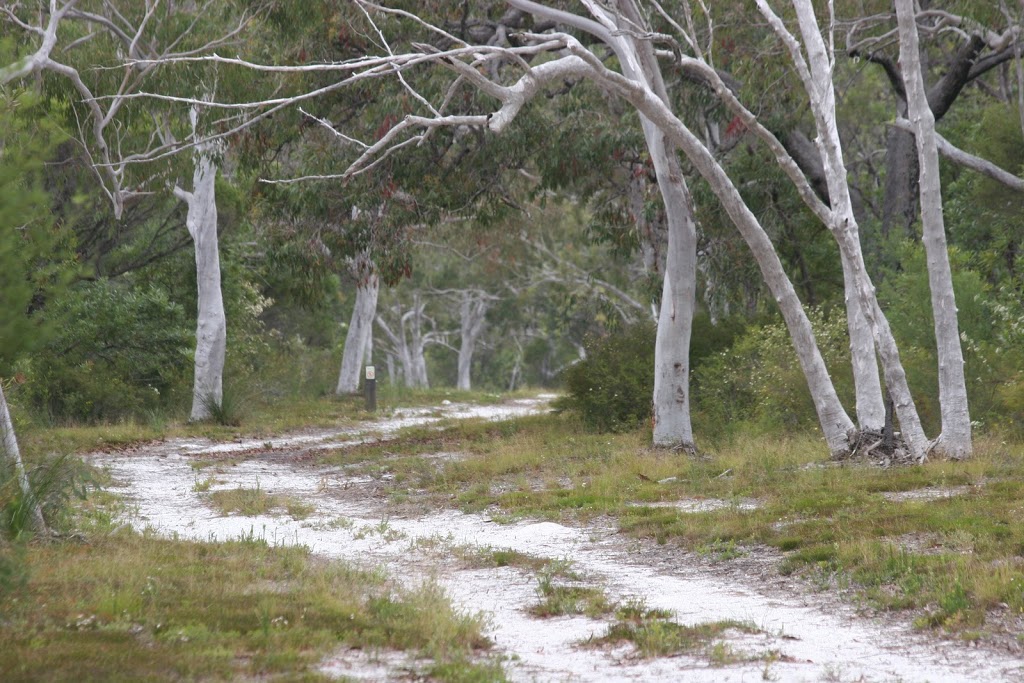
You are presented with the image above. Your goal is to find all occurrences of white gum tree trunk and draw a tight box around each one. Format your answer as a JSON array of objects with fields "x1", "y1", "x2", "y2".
[
  {"x1": 563, "y1": 27, "x2": 857, "y2": 453},
  {"x1": 613, "y1": 1, "x2": 698, "y2": 451},
  {"x1": 457, "y1": 292, "x2": 489, "y2": 391},
  {"x1": 784, "y1": 0, "x2": 885, "y2": 433},
  {"x1": 0, "y1": 384, "x2": 45, "y2": 533},
  {"x1": 176, "y1": 144, "x2": 226, "y2": 422},
  {"x1": 768, "y1": 0, "x2": 930, "y2": 457},
  {"x1": 640, "y1": 96, "x2": 855, "y2": 453},
  {"x1": 408, "y1": 293, "x2": 430, "y2": 389},
  {"x1": 895, "y1": 0, "x2": 972, "y2": 458},
  {"x1": 336, "y1": 261, "x2": 380, "y2": 394},
  {"x1": 647, "y1": 132, "x2": 698, "y2": 450}
]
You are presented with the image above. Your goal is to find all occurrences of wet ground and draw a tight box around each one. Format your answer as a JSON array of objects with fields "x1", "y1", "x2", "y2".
[{"x1": 90, "y1": 398, "x2": 1024, "y2": 682}]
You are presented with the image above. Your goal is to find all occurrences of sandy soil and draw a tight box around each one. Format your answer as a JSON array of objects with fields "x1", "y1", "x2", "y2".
[{"x1": 89, "y1": 398, "x2": 1024, "y2": 682}]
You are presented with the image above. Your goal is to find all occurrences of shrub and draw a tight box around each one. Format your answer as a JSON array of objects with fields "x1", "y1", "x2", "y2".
[
  {"x1": 20, "y1": 280, "x2": 192, "y2": 422},
  {"x1": 693, "y1": 307, "x2": 854, "y2": 435},
  {"x1": 556, "y1": 323, "x2": 656, "y2": 432}
]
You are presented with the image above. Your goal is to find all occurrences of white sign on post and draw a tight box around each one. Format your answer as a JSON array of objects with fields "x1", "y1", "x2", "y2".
[{"x1": 365, "y1": 366, "x2": 376, "y2": 380}]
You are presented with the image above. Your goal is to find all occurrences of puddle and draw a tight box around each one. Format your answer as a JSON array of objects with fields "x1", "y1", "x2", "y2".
[{"x1": 89, "y1": 400, "x2": 1024, "y2": 683}]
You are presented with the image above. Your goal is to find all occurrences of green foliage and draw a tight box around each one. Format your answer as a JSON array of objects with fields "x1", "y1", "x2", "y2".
[
  {"x1": 694, "y1": 308, "x2": 854, "y2": 434},
  {"x1": 1, "y1": 453, "x2": 92, "y2": 538},
  {"x1": 879, "y1": 243, "x2": 1024, "y2": 435},
  {"x1": 0, "y1": 90, "x2": 78, "y2": 375},
  {"x1": 19, "y1": 280, "x2": 192, "y2": 423},
  {"x1": 556, "y1": 323, "x2": 656, "y2": 432}
]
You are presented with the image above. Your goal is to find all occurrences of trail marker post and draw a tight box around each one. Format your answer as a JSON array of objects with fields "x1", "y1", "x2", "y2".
[{"x1": 365, "y1": 366, "x2": 376, "y2": 412}]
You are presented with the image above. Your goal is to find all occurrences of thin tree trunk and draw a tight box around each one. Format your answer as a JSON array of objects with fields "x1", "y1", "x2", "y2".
[
  {"x1": 580, "y1": 47, "x2": 858, "y2": 454},
  {"x1": 783, "y1": 0, "x2": 887, "y2": 434},
  {"x1": 409, "y1": 293, "x2": 430, "y2": 389},
  {"x1": 895, "y1": 0, "x2": 972, "y2": 458},
  {"x1": 753, "y1": 0, "x2": 930, "y2": 458},
  {"x1": 0, "y1": 384, "x2": 46, "y2": 533},
  {"x1": 841, "y1": 257, "x2": 886, "y2": 431},
  {"x1": 180, "y1": 150, "x2": 226, "y2": 422},
  {"x1": 336, "y1": 266, "x2": 380, "y2": 394},
  {"x1": 457, "y1": 292, "x2": 489, "y2": 391}
]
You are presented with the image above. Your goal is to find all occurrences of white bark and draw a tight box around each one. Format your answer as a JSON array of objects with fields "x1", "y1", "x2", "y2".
[
  {"x1": 336, "y1": 264, "x2": 380, "y2": 394},
  {"x1": 408, "y1": 292, "x2": 431, "y2": 388},
  {"x1": 0, "y1": 383, "x2": 46, "y2": 533},
  {"x1": 783, "y1": 0, "x2": 886, "y2": 433},
  {"x1": 457, "y1": 292, "x2": 489, "y2": 391},
  {"x1": 376, "y1": 293, "x2": 434, "y2": 389},
  {"x1": 757, "y1": 0, "x2": 930, "y2": 458},
  {"x1": 179, "y1": 148, "x2": 226, "y2": 422},
  {"x1": 895, "y1": 0, "x2": 972, "y2": 458},
  {"x1": 557, "y1": 41, "x2": 857, "y2": 454},
  {"x1": 616, "y1": 1, "x2": 698, "y2": 451}
]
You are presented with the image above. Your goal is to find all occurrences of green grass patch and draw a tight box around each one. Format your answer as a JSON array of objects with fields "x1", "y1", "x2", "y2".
[
  {"x1": 588, "y1": 603, "x2": 762, "y2": 663},
  {"x1": 207, "y1": 484, "x2": 315, "y2": 521},
  {"x1": 0, "y1": 533, "x2": 500, "y2": 682}
]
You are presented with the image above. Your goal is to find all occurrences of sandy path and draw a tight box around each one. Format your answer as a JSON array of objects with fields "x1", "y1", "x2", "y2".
[{"x1": 91, "y1": 399, "x2": 1023, "y2": 682}]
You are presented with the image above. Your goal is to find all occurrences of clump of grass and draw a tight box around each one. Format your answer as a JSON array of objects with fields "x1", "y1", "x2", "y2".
[
  {"x1": 589, "y1": 600, "x2": 761, "y2": 662},
  {"x1": 191, "y1": 476, "x2": 217, "y2": 493},
  {"x1": 529, "y1": 564, "x2": 611, "y2": 618},
  {"x1": 206, "y1": 481, "x2": 316, "y2": 521},
  {"x1": 0, "y1": 534, "x2": 501, "y2": 681},
  {"x1": 198, "y1": 387, "x2": 246, "y2": 427}
]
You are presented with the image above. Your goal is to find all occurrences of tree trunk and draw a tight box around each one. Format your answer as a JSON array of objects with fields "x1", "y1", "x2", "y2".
[
  {"x1": 614, "y1": 0, "x2": 697, "y2": 451},
  {"x1": 457, "y1": 292, "x2": 489, "y2": 391},
  {"x1": 183, "y1": 151, "x2": 226, "y2": 422},
  {"x1": 753, "y1": 0, "x2": 930, "y2": 458},
  {"x1": 589, "y1": 51, "x2": 858, "y2": 455},
  {"x1": 782, "y1": 0, "x2": 888, "y2": 435},
  {"x1": 840, "y1": 257, "x2": 886, "y2": 432},
  {"x1": 881, "y1": 125, "x2": 920, "y2": 240},
  {"x1": 0, "y1": 383, "x2": 46, "y2": 533},
  {"x1": 408, "y1": 293, "x2": 430, "y2": 389},
  {"x1": 336, "y1": 264, "x2": 380, "y2": 394},
  {"x1": 648, "y1": 134, "x2": 697, "y2": 450},
  {"x1": 895, "y1": 0, "x2": 972, "y2": 458}
]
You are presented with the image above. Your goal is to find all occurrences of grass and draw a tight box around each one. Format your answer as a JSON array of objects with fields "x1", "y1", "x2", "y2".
[
  {"x1": 14, "y1": 388, "x2": 1024, "y2": 656},
  {"x1": 206, "y1": 483, "x2": 316, "y2": 521},
  {"x1": 0, "y1": 531, "x2": 501, "y2": 682},
  {"x1": 586, "y1": 597, "x2": 763, "y2": 663}
]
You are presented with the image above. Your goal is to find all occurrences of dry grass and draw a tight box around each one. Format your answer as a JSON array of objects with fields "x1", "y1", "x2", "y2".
[{"x1": 0, "y1": 531, "x2": 501, "y2": 682}]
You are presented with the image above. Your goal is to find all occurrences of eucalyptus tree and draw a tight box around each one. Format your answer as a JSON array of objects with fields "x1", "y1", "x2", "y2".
[
  {"x1": 0, "y1": 0, "x2": 262, "y2": 421},
  {"x1": 0, "y1": 89, "x2": 73, "y2": 533},
  {"x1": 844, "y1": 2, "x2": 1023, "y2": 240}
]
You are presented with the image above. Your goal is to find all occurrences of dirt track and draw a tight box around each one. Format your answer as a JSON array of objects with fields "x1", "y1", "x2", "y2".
[{"x1": 91, "y1": 399, "x2": 1024, "y2": 682}]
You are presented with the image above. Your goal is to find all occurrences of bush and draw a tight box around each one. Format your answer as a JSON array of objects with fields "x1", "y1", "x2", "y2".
[
  {"x1": 693, "y1": 307, "x2": 854, "y2": 435},
  {"x1": 556, "y1": 323, "x2": 656, "y2": 432},
  {"x1": 19, "y1": 280, "x2": 192, "y2": 422}
]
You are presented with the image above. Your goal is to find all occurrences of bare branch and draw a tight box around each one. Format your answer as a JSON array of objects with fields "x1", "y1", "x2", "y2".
[{"x1": 892, "y1": 118, "x2": 1024, "y2": 192}]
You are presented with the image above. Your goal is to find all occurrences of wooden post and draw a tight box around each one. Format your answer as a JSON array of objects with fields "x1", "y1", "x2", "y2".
[{"x1": 365, "y1": 365, "x2": 376, "y2": 412}]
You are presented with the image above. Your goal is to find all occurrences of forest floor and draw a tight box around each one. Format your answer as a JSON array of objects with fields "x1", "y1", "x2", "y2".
[{"x1": 78, "y1": 396, "x2": 1024, "y2": 683}]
